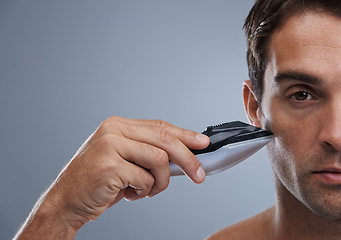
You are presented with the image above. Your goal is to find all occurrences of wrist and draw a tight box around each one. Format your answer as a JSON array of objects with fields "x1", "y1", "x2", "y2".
[
  {"x1": 38, "y1": 183, "x2": 86, "y2": 233},
  {"x1": 38, "y1": 192, "x2": 78, "y2": 230},
  {"x1": 15, "y1": 184, "x2": 78, "y2": 240}
]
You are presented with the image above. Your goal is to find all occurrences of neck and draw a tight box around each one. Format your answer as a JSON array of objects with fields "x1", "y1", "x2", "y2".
[{"x1": 273, "y1": 177, "x2": 341, "y2": 240}]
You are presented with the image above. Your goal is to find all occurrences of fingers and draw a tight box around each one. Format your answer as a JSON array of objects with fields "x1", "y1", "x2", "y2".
[
  {"x1": 98, "y1": 117, "x2": 210, "y2": 183},
  {"x1": 51, "y1": 116, "x2": 210, "y2": 228},
  {"x1": 97, "y1": 117, "x2": 209, "y2": 149},
  {"x1": 111, "y1": 163, "x2": 154, "y2": 202},
  {"x1": 113, "y1": 136, "x2": 170, "y2": 197},
  {"x1": 122, "y1": 118, "x2": 210, "y2": 149}
]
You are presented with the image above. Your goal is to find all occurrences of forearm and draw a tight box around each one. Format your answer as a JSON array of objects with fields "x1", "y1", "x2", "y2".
[
  {"x1": 13, "y1": 117, "x2": 209, "y2": 239},
  {"x1": 14, "y1": 188, "x2": 78, "y2": 240}
]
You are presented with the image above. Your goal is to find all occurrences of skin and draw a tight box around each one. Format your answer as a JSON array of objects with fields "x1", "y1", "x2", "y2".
[
  {"x1": 208, "y1": 11, "x2": 341, "y2": 240},
  {"x1": 16, "y1": 10, "x2": 341, "y2": 240},
  {"x1": 14, "y1": 117, "x2": 210, "y2": 239}
]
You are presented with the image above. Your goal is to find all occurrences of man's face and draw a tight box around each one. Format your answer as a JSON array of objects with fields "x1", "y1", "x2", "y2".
[{"x1": 260, "y1": 12, "x2": 341, "y2": 219}]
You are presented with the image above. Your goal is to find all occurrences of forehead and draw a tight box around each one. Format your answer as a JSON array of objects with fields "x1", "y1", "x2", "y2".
[{"x1": 267, "y1": 12, "x2": 341, "y2": 81}]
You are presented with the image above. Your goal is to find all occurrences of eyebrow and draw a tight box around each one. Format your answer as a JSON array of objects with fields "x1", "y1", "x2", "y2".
[{"x1": 274, "y1": 71, "x2": 324, "y2": 86}]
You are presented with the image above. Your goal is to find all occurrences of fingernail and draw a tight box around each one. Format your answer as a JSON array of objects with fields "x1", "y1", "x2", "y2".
[
  {"x1": 196, "y1": 166, "x2": 206, "y2": 181},
  {"x1": 135, "y1": 189, "x2": 143, "y2": 196}
]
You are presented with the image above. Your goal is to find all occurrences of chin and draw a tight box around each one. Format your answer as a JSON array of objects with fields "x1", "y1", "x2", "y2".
[{"x1": 298, "y1": 179, "x2": 341, "y2": 221}]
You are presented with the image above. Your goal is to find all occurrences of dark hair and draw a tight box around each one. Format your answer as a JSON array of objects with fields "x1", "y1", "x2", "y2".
[{"x1": 244, "y1": 0, "x2": 341, "y2": 103}]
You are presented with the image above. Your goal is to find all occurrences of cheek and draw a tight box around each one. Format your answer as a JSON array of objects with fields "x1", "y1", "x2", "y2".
[
  {"x1": 262, "y1": 108, "x2": 317, "y2": 186},
  {"x1": 266, "y1": 127, "x2": 296, "y2": 178},
  {"x1": 265, "y1": 125, "x2": 301, "y2": 193},
  {"x1": 261, "y1": 96, "x2": 316, "y2": 159}
]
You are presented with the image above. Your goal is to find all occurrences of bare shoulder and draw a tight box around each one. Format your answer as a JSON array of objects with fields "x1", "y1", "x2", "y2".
[{"x1": 206, "y1": 206, "x2": 275, "y2": 240}]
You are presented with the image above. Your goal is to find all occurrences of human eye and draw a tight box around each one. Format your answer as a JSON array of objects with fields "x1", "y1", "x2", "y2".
[
  {"x1": 289, "y1": 91, "x2": 315, "y2": 101},
  {"x1": 284, "y1": 85, "x2": 319, "y2": 110}
]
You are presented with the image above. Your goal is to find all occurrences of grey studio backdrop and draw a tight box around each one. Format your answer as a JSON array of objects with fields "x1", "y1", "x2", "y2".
[{"x1": 0, "y1": 1, "x2": 275, "y2": 239}]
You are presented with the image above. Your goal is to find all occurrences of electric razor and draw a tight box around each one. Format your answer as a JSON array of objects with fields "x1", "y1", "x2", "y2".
[{"x1": 169, "y1": 121, "x2": 273, "y2": 176}]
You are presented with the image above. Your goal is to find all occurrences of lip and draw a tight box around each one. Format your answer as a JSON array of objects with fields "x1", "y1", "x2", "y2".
[{"x1": 313, "y1": 168, "x2": 341, "y2": 184}]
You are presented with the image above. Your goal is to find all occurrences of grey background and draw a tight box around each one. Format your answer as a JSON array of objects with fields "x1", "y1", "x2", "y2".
[{"x1": 0, "y1": 1, "x2": 275, "y2": 239}]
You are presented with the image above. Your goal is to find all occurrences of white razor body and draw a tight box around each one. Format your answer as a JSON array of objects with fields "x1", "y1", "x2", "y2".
[{"x1": 169, "y1": 121, "x2": 273, "y2": 176}]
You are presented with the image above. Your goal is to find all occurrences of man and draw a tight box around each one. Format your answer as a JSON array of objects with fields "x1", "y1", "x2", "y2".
[
  {"x1": 14, "y1": 0, "x2": 341, "y2": 239},
  {"x1": 209, "y1": 0, "x2": 341, "y2": 239}
]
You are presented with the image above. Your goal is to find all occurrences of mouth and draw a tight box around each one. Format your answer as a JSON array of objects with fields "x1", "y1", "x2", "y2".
[{"x1": 312, "y1": 168, "x2": 341, "y2": 184}]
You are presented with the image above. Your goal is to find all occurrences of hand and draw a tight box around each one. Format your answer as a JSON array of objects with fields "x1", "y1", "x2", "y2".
[{"x1": 21, "y1": 117, "x2": 210, "y2": 237}]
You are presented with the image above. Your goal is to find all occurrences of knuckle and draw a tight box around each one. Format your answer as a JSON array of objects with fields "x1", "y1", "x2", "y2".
[
  {"x1": 158, "y1": 126, "x2": 174, "y2": 144},
  {"x1": 153, "y1": 149, "x2": 169, "y2": 168},
  {"x1": 153, "y1": 120, "x2": 176, "y2": 144},
  {"x1": 154, "y1": 119, "x2": 169, "y2": 128},
  {"x1": 101, "y1": 159, "x2": 121, "y2": 180},
  {"x1": 99, "y1": 116, "x2": 122, "y2": 131},
  {"x1": 97, "y1": 133, "x2": 118, "y2": 150},
  {"x1": 107, "y1": 115, "x2": 122, "y2": 124},
  {"x1": 143, "y1": 173, "x2": 155, "y2": 189},
  {"x1": 158, "y1": 179, "x2": 169, "y2": 192}
]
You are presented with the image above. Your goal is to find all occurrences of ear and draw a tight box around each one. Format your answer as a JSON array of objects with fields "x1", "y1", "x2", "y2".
[{"x1": 243, "y1": 80, "x2": 262, "y2": 128}]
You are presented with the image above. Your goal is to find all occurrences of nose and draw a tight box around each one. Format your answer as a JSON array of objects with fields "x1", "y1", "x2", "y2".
[{"x1": 318, "y1": 100, "x2": 341, "y2": 153}]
